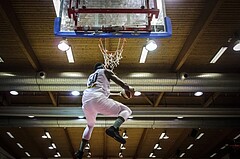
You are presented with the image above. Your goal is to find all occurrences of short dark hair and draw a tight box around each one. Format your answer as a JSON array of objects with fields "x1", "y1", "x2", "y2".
[{"x1": 94, "y1": 62, "x2": 104, "y2": 70}]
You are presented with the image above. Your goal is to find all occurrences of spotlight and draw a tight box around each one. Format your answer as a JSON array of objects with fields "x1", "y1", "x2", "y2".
[
  {"x1": 233, "y1": 40, "x2": 240, "y2": 51},
  {"x1": 146, "y1": 40, "x2": 157, "y2": 51},
  {"x1": 58, "y1": 39, "x2": 70, "y2": 51}
]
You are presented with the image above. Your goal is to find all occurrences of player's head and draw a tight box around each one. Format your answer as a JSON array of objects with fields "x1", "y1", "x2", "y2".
[{"x1": 94, "y1": 62, "x2": 105, "y2": 70}]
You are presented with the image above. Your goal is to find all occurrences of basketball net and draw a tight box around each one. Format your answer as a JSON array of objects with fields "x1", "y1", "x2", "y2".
[{"x1": 98, "y1": 38, "x2": 126, "y2": 70}]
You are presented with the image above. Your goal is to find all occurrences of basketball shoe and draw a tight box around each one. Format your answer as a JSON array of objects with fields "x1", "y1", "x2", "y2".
[
  {"x1": 105, "y1": 126, "x2": 126, "y2": 144},
  {"x1": 75, "y1": 150, "x2": 84, "y2": 159}
]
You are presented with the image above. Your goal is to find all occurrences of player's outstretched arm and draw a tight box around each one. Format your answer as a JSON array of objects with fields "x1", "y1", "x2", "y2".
[{"x1": 104, "y1": 69, "x2": 130, "y2": 90}]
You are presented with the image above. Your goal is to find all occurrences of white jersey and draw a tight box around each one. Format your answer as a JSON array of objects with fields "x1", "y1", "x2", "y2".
[{"x1": 84, "y1": 69, "x2": 110, "y2": 97}]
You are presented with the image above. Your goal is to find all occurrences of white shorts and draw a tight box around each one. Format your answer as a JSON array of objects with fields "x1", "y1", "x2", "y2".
[{"x1": 82, "y1": 92, "x2": 132, "y2": 127}]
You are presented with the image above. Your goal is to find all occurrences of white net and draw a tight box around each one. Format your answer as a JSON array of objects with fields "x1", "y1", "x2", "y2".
[{"x1": 98, "y1": 38, "x2": 126, "y2": 70}]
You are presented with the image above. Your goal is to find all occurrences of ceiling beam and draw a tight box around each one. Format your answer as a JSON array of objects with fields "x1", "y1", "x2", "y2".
[
  {"x1": 0, "y1": 118, "x2": 240, "y2": 129},
  {"x1": 171, "y1": 0, "x2": 225, "y2": 72},
  {"x1": 63, "y1": 128, "x2": 75, "y2": 158},
  {"x1": 203, "y1": 92, "x2": 221, "y2": 107},
  {"x1": 163, "y1": 129, "x2": 192, "y2": 159},
  {"x1": 133, "y1": 128, "x2": 149, "y2": 159},
  {"x1": 1, "y1": 106, "x2": 240, "y2": 118},
  {"x1": 154, "y1": 92, "x2": 164, "y2": 107},
  {"x1": 48, "y1": 92, "x2": 57, "y2": 107},
  {"x1": 22, "y1": 128, "x2": 47, "y2": 158},
  {"x1": 0, "y1": 1, "x2": 42, "y2": 71}
]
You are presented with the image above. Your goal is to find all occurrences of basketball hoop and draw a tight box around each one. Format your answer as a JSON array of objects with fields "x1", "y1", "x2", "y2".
[{"x1": 98, "y1": 38, "x2": 126, "y2": 70}]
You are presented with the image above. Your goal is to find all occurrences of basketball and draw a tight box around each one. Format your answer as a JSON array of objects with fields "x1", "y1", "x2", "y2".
[{"x1": 120, "y1": 87, "x2": 134, "y2": 99}]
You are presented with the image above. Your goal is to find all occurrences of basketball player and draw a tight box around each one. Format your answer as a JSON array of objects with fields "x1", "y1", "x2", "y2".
[{"x1": 75, "y1": 63, "x2": 134, "y2": 159}]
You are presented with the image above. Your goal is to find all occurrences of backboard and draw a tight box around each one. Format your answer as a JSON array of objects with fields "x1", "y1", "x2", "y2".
[{"x1": 53, "y1": 0, "x2": 172, "y2": 38}]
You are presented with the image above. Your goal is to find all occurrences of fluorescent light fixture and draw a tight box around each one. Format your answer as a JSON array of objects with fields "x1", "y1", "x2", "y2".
[
  {"x1": 187, "y1": 144, "x2": 194, "y2": 150},
  {"x1": 71, "y1": 91, "x2": 80, "y2": 96},
  {"x1": 28, "y1": 115, "x2": 35, "y2": 118},
  {"x1": 120, "y1": 144, "x2": 126, "y2": 150},
  {"x1": 196, "y1": 132, "x2": 204, "y2": 140},
  {"x1": 119, "y1": 151, "x2": 123, "y2": 158},
  {"x1": 10, "y1": 91, "x2": 18, "y2": 95},
  {"x1": 194, "y1": 91, "x2": 203, "y2": 96},
  {"x1": 139, "y1": 47, "x2": 148, "y2": 63},
  {"x1": 154, "y1": 143, "x2": 162, "y2": 150},
  {"x1": 52, "y1": 143, "x2": 57, "y2": 149},
  {"x1": 122, "y1": 130, "x2": 128, "y2": 139},
  {"x1": 134, "y1": 91, "x2": 141, "y2": 96},
  {"x1": 6, "y1": 132, "x2": 14, "y2": 138},
  {"x1": 58, "y1": 40, "x2": 70, "y2": 51},
  {"x1": 210, "y1": 47, "x2": 228, "y2": 63},
  {"x1": 180, "y1": 153, "x2": 185, "y2": 158},
  {"x1": 177, "y1": 116, "x2": 184, "y2": 119},
  {"x1": 66, "y1": 46, "x2": 75, "y2": 63},
  {"x1": 179, "y1": 153, "x2": 185, "y2": 158},
  {"x1": 45, "y1": 131, "x2": 51, "y2": 139},
  {"x1": 53, "y1": 0, "x2": 60, "y2": 17},
  {"x1": 85, "y1": 143, "x2": 90, "y2": 150},
  {"x1": 78, "y1": 116, "x2": 84, "y2": 119},
  {"x1": 234, "y1": 133, "x2": 240, "y2": 140},
  {"x1": 220, "y1": 144, "x2": 228, "y2": 150},
  {"x1": 149, "y1": 152, "x2": 156, "y2": 158},
  {"x1": 48, "y1": 146, "x2": 54, "y2": 149},
  {"x1": 146, "y1": 40, "x2": 157, "y2": 51},
  {"x1": 25, "y1": 152, "x2": 31, "y2": 157},
  {"x1": 0, "y1": 57, "x2": 4, "y2": 63},
  {"x1": 210, "y1": 153, "x2": 217, "y2": 158},
  {"x1": 159, "y1": 132, "x2": 165, "y2": 139},
  {"x1": 233, "y1": 40, "x2": 240, "y2": 51},
  {"x1": 17, "y1": 143, "x2": 23, "y2": 149}
]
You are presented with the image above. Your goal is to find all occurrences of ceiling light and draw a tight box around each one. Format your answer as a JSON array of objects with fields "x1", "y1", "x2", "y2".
[
  {"x1": 146, "y1": 40, "x2": 157, "y2": 51},
  {"x1": 58, "y1": 39, "x2": 70, "y2": 51},
  {"x1": 149, "y1": 152, "x2": 156, "y2": 158},
  {"x1": 159, "y1": 132, "x2": 165, "y2": 139},
  {"x1": 85, "y1": 143, "x2": 90, "y2": 150},
  {"x1": 194, "y1": 91, "x2": 203, "y2": 96},
  {"x1": 119, "y1": 151, "x2": 123, "y2": 158},
  {"x1": 187, "y1": 144, "x2": 194, "y2": 150},
  {"x1": 134, "y1": 91, "x2": 141, "y2": 96},
  {"x1": 17, "y1": 143, "x2": 23, "y2": 149},
  {"x1": 52, "y1": 143, "x2": 57, "y2": 149},
  {"x1": 42, "y1": 131, "x2": 51, "y2": 139},
  {"x1": 210, "y1": 46, "x2": 228, "y2": 63},
  {"x1": 210, "y1": 153, "x2": 217, "y2": 158},
  {"x1": 233, "y1": 40, "x2": 240, "y2": 51},
  {"x1": 120, "y1": 144, "x2": 126, "y2": 150},
  {"x1": 196, "y1": 132, "x2": 204, "y2": 140},
  {"x1": 180, "y1": 152, "x2": 185, "y2": 158},
  {"x1": 159, "y1": 131, "x2": 169, "y2": 139},
  {"x1": 25, "y1": 152, "x2": 31, "y2": 157},
  {"x1": 177, "y1": 116, "x2": 184, "y2": 119},
  {"x1": 139, "y1": 47, "x2": 148, "y2": 63},
  {"x1": 28, "y1": 115, "x2": 35, "y2": 118},
  {"x1": 71, "y1": 91, "x2": 80, "y2": 96},
  {"x1": 122, "y1": 130, "x2": 128, "y2": 139},
  {"x1": 87, "y1": 150, "x2": 91, "y2": 158},
  {"x1": 234, "y1": 133, "x2": 240, "y2": 140},
  {"x1": 10, "y1": 90, "x2": 18, "y2": 95},
  {"x1": 154, "y1": 143, "x2": 162, "y2": 150},
  {"x1": 0, "y1": 57, "x2": 4, "y2": 63},
  {"x1": 48, "y1": 146, "x2": 54, "y2": 149},
  {"x1": 220, "y1": 144, "x2": 228, "y2": 149},
  {"x1": 66, "y1": 46, "x2": 75, "y2": 63},
  {"x1": 6, "y1": 132, "x2": 14, "y2": 138}
]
